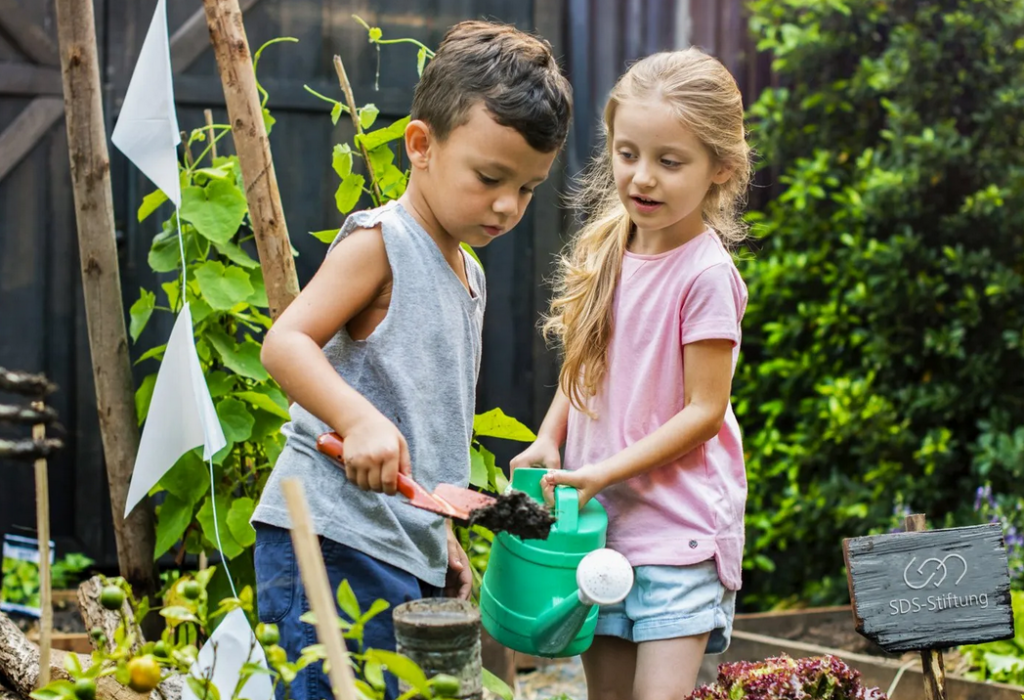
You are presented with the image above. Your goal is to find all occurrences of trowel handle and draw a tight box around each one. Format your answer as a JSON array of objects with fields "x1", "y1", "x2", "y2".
[
  {"x1": 554, "y1": 486, "x2": 579, "y2": 533},
  {"x1": 316, "y1": 431, "x2": 421, "y2": 501}
]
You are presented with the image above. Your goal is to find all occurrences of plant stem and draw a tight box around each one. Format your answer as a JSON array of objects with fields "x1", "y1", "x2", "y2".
[{"x1": 333, "y1": 55, "x2": 381, "y2": 204}]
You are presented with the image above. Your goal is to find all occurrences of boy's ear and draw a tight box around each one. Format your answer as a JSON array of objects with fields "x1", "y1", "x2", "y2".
[{"x1": 405, "y1": 120, "x2": 432, "y2": 169}]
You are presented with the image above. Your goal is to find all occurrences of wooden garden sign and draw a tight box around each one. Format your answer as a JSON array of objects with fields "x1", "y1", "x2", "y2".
[{"x1": 844, "y1": 514, "x2": 1015, "y2": 700}]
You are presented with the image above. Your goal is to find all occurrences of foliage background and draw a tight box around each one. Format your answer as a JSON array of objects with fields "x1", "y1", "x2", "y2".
[{"x1": 736, "y1": 0, "x2": 1024, "y2": 609}]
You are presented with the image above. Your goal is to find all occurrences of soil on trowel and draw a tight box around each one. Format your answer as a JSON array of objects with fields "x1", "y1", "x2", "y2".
[{"x1": 468, "y1": 490, "x2": 555, "y2": 540}]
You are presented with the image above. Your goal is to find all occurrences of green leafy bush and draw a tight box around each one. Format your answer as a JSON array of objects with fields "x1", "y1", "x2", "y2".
[{"x1": 738, "y1": 0, "x2": 1024, "y2": 607}]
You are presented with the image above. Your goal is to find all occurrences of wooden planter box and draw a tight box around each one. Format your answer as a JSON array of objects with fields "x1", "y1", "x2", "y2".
[
  {"x1": 697, "y1": 606, "x2": 1024, "y2": 700},
  {"x1": 22, "y1": 589, "x2": 91, "y2": 654}
]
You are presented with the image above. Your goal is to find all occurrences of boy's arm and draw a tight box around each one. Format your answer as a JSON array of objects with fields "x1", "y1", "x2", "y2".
[
  {"x1": 261, "y1": 227, "x2": 410, "y2": 494},
  {"x1": 542, "y1": 339, "x2": 734, "y2": 505}
]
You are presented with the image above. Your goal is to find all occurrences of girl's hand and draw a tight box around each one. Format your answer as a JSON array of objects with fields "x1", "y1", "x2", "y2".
[
  {"x1": 338, "y1": 413, "x2": 411, "y2": 495},
  {"x1": 509, "y1": 436, "x2": 562, "y2": 473},
  {"x1": 445, "y1": 526, "x2": 472, "y2": 600},
  {"x1": 541, "y1": 465, "x2": 608, "y2": 509}
]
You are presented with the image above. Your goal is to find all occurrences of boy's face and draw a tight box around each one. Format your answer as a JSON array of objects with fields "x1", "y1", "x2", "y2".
[{"x1": 415, "y1": 103, "x2": 557, "y2": 248}]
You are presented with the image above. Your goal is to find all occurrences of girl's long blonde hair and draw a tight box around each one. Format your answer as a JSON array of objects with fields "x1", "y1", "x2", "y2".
[{"x1": 545, "y1": 48, "x2": 751, "y2": 412}]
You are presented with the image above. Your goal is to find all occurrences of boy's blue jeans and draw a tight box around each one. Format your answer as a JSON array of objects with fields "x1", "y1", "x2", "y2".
[{"x1": 253, "y1": 524, "x2": 440, "y2": 700}]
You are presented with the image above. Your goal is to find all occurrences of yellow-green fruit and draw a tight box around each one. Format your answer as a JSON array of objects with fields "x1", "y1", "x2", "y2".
[
  {"x1": 127, "y1": 655, "x2": 162, "y2": 693},
  {"x1": 256, "y1": 623, "x2": 279, "y2": 647},
  {"x1": 99, "y1": 586, "x2": 124, "y2": 611},
  {"x1": 182, "y1": 581, "x2": 201, "y2": 600},
  {"x1": 152, "y1": 641, "x2": 168, "y2": 658}
]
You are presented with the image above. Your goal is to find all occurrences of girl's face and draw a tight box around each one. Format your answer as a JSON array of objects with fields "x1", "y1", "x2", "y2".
[{"x1": 611, "y1": 98, "x2": 732, "y2": 245}]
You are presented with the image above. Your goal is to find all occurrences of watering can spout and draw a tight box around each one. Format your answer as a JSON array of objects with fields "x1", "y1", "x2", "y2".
[{"x1": 532, "y1": 591, "x2": 590, "y2": 656}]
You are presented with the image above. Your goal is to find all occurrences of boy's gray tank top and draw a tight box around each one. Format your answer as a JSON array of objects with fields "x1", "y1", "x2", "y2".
[{"x1": 252, "y1": 200, "x2": 485, "y2": 586}]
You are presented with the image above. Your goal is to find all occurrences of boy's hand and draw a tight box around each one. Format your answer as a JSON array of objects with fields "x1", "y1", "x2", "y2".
[
  {"x1": 445, "y1": 526, "x2": 472, "y2": 600},
  {"x1": 339, "y1": 414, "x2": 411, "y2": 495},
  {"x1": 541, "y1": 465, "x2": 608, "y2": 509},
  {"x1": 509, "y1": 436, "x2": 561, "y2": 473}
]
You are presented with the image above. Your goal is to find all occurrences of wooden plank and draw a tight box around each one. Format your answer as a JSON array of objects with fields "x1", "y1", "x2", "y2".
[
  {"x1": 843, "y1": 523, "x2": 1014, "y2": 653},
  {"x1": 0, "y1": 97, "x2": 64, "y2": 183},
  {"x1": 0, "y1": 0, "x2": 60, "y2": 66},
  {"x1": 697, "y1": 630, "x2": 1024, "y2": 700},
  {"x1": 168, "y1": 0, "x2": 262, "y2": 73},
  {"x1": 0, "y1": 64, "x2": 63, "y2": 96}
]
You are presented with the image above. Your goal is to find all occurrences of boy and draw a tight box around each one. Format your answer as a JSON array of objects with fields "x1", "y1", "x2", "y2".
[{"x1": 251, "y1": 20, "x2": 573, "y2": 700}]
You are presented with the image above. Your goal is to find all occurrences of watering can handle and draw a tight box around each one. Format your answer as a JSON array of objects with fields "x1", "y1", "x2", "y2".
[{"x1": 554, "y1": 486, "x2": 579, "y2": 533}]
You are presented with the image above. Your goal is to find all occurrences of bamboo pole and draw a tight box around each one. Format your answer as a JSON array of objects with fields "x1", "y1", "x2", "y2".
[
  {"x1": 31, "y1": 402, "x2": 50, "y2": 689},
  {"x1": 52, "y1": 0, "x2": 158, "y2": 600},
  {"x1": 201, "y1": 0, "x2": 299, "y2": 320},
  {"x1": 281, "y1": 479, "x2": 359, "y2": 700}
]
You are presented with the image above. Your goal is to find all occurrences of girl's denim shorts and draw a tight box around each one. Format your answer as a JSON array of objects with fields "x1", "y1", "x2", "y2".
[{"x1": 594, "y1": 558, "x2": 736, "y2": 653}]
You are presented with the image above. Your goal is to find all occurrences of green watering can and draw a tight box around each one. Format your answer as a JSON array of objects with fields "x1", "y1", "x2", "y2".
[{"x1": 479, "y1": 468, "x2": 634, "y2": 657}]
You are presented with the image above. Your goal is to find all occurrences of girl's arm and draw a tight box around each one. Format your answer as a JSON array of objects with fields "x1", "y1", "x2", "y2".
[
  {"x1": 542, "y1": 338, "x2": 734, "y2": 505},
  {"x1": 509, "y1": 386, "x2": 571, "y2": 471}
]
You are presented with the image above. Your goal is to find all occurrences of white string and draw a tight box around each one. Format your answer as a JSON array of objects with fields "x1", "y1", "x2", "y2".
[
  {"x1": 886, "y1": 658, "x2": 919, "y2": 698},
  {"x1": 176, "y1": 204, "x2": 238, "y2": 600}
]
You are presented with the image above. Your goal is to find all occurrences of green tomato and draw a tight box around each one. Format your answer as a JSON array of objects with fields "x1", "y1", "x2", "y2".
[{"x1": 99, "y1": 585, "x2": 125, "y2": 611}]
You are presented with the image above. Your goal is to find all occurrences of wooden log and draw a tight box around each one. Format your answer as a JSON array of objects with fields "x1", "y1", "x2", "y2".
[
  {"x1": 0, "y1": 369, "x2": 55, "y2": 398},
  {"x1": 0, "y1": 438, "x2": 64, "y2": 460},
  {"x1": 201, "y1": 0, "x2": 299, "y2": 320},
  {"x1": 0, "y1": 611, "x2": 179, "y2": 700},
  {"x1": 53, "y1": 0, "x2": 159, "y2": 601},
  {"x1": 0, "y1": 404, "x2": 59, "y2": 425},
  {"x1": 0, "y1": 678, "x2": 29, "y2": 700},
  {"x1": 76, "y1": 577, "x2": 144, "y2": 656}
]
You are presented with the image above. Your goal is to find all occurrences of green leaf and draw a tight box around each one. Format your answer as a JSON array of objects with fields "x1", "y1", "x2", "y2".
[
  {"x1": 263, "y1": 108, "x2": 276, "y2": 135},
  {"x1": 129, "y1": 288, "x2": 156, "y2": 342},
  {"x1": 185, "y1": 675, "x2": 221, "y2": 700},
  {"x1": 359, "y1": 104, "x2": 379, "y2": 130},
  {"x1": 247, "y1": 268, "x2": 268, "y2": 307},
  {"x1": 473, "y1": 408, "x2": 537, "y2": 441},
  {"x1": 364, "y1": 650, "x2": 428, "y2": 694},
  {"x1": 149, "y1": 225, "x2": 184, "y2": 273},
  {"x1": 160, "y1": 450, "x2": 211, "y2": 506},
  {"x1": 335, "y1": 173, "x2": 365, "y2": 214},
  {"x1": 310, "y1": 229, "x2": 340, "y2": 244},
  {"x1": 335, "y1": 579, "x2": 361, "y2": 621},
  {"x1": 195, "y1": 260, "x2": 255, "y2": 310},
  {"x1": 234, "y1": 391, "x2": 291, "y2": 420},
  {"x1": 196, "y1": 494, "x2": 244, "y2": 560},
  {"x1": 207, "y1": 371, "x2": 237, "y2": 397},
  {"x1": 469, "y1": 448, "x2": 489, "y2": 490},
  {"x1": 135, "y1": 373, "x2": 157, "y2": 425},
  {"x1": 332, "y1": 144, "x2": 353, "y2": 179},
  {"x1": 416, "y1": 47, "x2": 427, "y2": 77},
  {"x1": 216, "y1": 397, "x2": 255, "y2": 443},
  {"x1": 355, "y1": 117, "x2": 410, "y2": 151},
  {"x1": 206, "y1": 328, "x2": 269, "y2": 381},
  {"x1": 138, "y1": 189, "x2": 169, "y2": 222},
  {"x1": 368, "y1": 27, "x2": 382, "y2": 42},
  {"x1": 180, "y1": 179, "x2": 248, "y2": 244},
  {"x1": 213, "y1": 240, "x2": 259, "y2": 269},
  {"x1": 367, "y1": 144, "x2": 394, "y2": 175},
  {"x1": 134, "y1": 344, "x2": 166, "y2": 366},
  {"x1": 482, "y1": 668, "x2": 514, "y2": 700},
  {"x1": 162, "y1": 280, "x2": 180, "y2": 310},
  {"x1": 226, "y1": 497, "x2": 257, "y2": 548},
  {"x1": 30, "y1": 681, "x2": 75, "y2": 700},
  {"x1": 330, "y1": 103, "x2": 343, "y2": 126},
  {"x1": 162, "y1": 606, "x2": 200, "y2": 624},
  {"x1": 154, "y1": 493, "x2": 195, "y2": 559}
]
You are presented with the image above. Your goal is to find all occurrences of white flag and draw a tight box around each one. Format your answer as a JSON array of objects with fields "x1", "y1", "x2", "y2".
[
  {"x1": 111, "y1": 0, "x2": 181, "y2": 206},
  {"x1": 180, "y1": 609, "x2": 273, "y2": 700},
  {"x1": 125, "y1": 303, "x2": 226, "y2": 518}
]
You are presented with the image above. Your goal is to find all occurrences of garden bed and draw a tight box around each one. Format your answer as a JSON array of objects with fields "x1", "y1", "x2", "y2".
[{"x1": 696, "y1": 606, "x2": 1024, "y2": 700}]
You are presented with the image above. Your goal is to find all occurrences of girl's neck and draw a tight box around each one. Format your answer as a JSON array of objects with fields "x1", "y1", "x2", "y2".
[{"x1": 628, "y1": 208, "x2": 708, "y2": 256}]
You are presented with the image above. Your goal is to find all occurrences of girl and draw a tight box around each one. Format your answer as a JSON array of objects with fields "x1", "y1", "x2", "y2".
[{"x1": 510, "y1": 48, "x2": 751, "y2": 700}]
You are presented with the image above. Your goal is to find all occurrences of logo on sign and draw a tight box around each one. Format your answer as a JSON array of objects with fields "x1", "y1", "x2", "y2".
[{"x1": 903, "y1": 553, "x2": 967, "y2": 589}]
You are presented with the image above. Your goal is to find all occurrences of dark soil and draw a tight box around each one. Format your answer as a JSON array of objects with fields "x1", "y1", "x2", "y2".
[
  {"x1": 10, "y1": 594, "x2": 85, "y2": 634},
  {"x1": 468, "y1": 490, "x2": 555, "y2": 540}
]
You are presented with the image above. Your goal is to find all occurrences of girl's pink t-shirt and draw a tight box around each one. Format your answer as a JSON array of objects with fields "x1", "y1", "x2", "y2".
[{"x1": 564, "y1": 230, "x2": 748, "y2": 590}]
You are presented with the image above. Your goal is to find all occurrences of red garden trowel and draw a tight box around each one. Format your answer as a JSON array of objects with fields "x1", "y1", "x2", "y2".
[{"x1": 315, "y1": 431, "x2": 495, "y2": 520}]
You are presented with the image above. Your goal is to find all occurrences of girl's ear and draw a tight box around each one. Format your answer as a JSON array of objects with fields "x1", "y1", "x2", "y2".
[
  {"x1": 405, "y1": 120, "x2": 432, "y2": 170},
  {"x1": 711, "y1": 163, "x2": 734, "y2": 185}
]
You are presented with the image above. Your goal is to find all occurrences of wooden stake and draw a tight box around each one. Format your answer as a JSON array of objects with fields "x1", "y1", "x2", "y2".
[
  {"x1": 53, "y1": 0, "x2": 159, "y2": 599},
  {"x1": 32, "y1": 402, "x2": 50, "y2": 689},
  {"x1": 280, "y1": 479, "x2": 359, "y2": 700},
  {"x1": 904, "y1": 513, "x2": 947, "y2": 700},
  {"x1": 332, "y1": 55, "x2": 380, "y2": 203},
  {"x1": 202, "y1": 0, "x2": 299, "y2": 320},
  {"x1": 204, "y1": 108, "x2": 218, "y2": 160}
]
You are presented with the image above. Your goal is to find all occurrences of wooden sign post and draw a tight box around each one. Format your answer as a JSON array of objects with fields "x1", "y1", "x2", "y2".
[{"x1": 844, "y1": 514, "x2": 1015, "y2": 700}]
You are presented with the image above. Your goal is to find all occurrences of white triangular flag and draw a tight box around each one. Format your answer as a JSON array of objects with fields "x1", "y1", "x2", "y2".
[
  {"x1": 180, "y1": 609, "x2": 273, "y2": 700},
  {"x1": 125, "y1": 303, "x2": 226, "y2": 518},
  {"x1": 111, "y1": 0, "x2": 181, "y2": 206}
]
